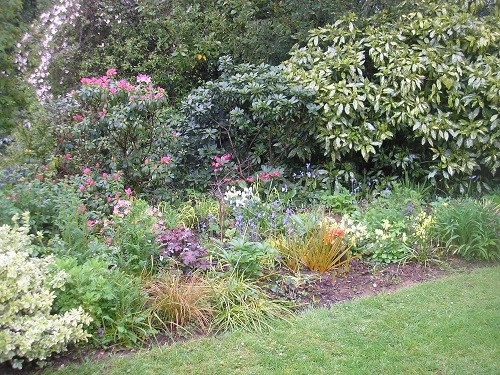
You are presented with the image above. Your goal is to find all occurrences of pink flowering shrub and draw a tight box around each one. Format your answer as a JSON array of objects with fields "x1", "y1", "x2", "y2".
[
  {"x1": 66, "y1": 165, "x2": 126, "y2": 216},
  {"x1": 60, "y1": 70, "x2": 182, "y2": 192}
]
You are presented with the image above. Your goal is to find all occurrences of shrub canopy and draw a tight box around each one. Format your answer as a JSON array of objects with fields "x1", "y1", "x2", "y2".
[{"x1": 285, "y1": 0, "x2": 500, "y2": 190}]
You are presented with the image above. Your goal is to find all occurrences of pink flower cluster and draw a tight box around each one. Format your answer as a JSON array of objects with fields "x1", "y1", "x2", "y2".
[
  {"x1": 212, "y1": 153, "x2": 232, "y2": 172},
  {"x1": 80, "y1": 69, "x2": 117, "y2": 87},
  {"x1": 160, "y1": 156, "x2": 171, "y2": 164},
  {"x1": 113, "y1": 199, "x2": 132, "y2": 217},
  {"x1": 80, "y1": 75, "x2": 111, "y2": 88},
  {"x1": 117, "y1": 79, "x2": 136, "y2": 92},
  {"x1": 136, "y1": 74, "x2": 151, "y2": 84},
  {"x1": 98, "y1": 108, "x2": 108, "y2": 118},
  {"x1": 258, "y1": 170, "x2": 281, "y2": 181},
  {"x1": 72, "y1": 114, "x2": 84, "y2": 121},
  {"x1": 79, "y1": 71, "x2": 167, "y2": 101}
]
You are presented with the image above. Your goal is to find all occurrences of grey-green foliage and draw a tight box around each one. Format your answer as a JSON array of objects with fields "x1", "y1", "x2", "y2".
[
  {"x1": 285, "y1": 0, "x2": 500, "y2": 191},
  {"x1": 179, "y1": 57, "x2": 319, "y2": 185}
]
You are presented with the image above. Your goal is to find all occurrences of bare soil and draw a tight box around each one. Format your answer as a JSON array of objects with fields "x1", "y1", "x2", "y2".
[{"x1": 293, "y1": 257, "x2": 474, "y2": 308}]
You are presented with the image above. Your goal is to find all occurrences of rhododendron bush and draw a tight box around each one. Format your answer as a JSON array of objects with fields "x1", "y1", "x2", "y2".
[
  {"x1": 59, "y1": 70, "x2": 180, "y2": 193},
  {"x1": 0, "y1": 213, "x2": 91, "y2": 369},
  {"x1": 179, "y1": 57, "x2": 319, "y2": 188}
]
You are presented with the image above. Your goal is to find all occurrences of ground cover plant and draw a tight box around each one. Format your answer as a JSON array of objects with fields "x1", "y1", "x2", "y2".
[{"x1": 1, "y1": 0, "x2": 499, "y2": 371}]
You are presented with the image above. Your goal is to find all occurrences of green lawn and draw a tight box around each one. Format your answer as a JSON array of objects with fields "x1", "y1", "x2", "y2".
[{"x1": 47, "y1": 266, "x2": 500, "y2": 375}]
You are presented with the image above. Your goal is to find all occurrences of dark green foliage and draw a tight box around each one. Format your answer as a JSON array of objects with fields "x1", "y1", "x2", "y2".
[
  {"x1": 47, "y1": 0, "x2": 232, "y2": 98},
  {"x1": 30, "y1": 0, "x2": 406, "y2": 100},
  {"x1": 0, "y1": 0, "x2": 28, "y2": 142},
  {"x1": 179, "y1": 57, "x2": 319, "y2": 188}
]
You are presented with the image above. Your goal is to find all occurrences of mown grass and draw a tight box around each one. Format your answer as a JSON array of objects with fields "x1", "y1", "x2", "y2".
[{"x1": 47, "y1": 266, "x2": 500, "y2": 375}]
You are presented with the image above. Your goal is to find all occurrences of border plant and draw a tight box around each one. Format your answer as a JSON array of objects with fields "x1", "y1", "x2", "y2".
[{"x1": 0, "y1": 214, "x2": 91, "y2": 369}]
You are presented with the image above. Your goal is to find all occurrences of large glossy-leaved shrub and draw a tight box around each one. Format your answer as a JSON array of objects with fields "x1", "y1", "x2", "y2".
[
  {"x1": 285, "y1": 0, "x2": 500, "y2": 191},
  {"x1": 180, "y1": 57, "x2": 319, "y2": 187},
  {"x1": 0, "y1": 214, "x2": 91, "y2": 369}
]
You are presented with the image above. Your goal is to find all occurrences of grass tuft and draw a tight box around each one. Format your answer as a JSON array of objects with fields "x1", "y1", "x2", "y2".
[{"x1": 144, "y1": 272, "x2": 212, "y2": 331}]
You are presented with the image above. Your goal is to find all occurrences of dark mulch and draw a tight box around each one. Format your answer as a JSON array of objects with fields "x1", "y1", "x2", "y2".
[
  {"x1": 1, "y1": 257, "x2": 487, "y2": 374},
  {"x1": 290, "y1": 257, "x2": 476, "y2": 308}
]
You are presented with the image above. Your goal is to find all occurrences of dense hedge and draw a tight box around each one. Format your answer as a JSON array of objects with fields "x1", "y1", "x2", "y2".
[
  {"x1": 0, "y1": 0, "x2": 27, "y2": 141},
  {"x1": 22, "y1": 0, "x2": 405, "y2": 100}
]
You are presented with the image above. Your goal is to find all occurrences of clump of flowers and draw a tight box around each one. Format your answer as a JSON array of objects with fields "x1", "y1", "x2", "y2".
[
  {"x1": 326, "y1": 227, "x2": 345, "y2": 243},
  {"x1": 224, "y1": 186, "x2": 260, "y2": 208},
  {"x1": 413, "y1": 211, "x2": 435, "y2": 243},
  {"x1": 324, "y1": 215, "x2": 369, "y2": 250},
  {"x1": 211, "y1": 153, "x2": 237, "y2": 184},
  {"x1": 156, "y1": 227, "x2": 211, "y2": 273},
  {"x1": 113, "y1": 199, "x2": 132, "y2": 217},
  {"x1": 365, "y1": 219, "x2": 410, "y2": 263}
]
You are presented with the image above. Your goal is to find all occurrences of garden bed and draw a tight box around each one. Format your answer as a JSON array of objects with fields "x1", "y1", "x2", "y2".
[
  {"x1": 2, "y1": 256, "x2": 485, "y2": 375},
  {"x1": 294, "y1": 257, "x2": 477, "y2": 307}
]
